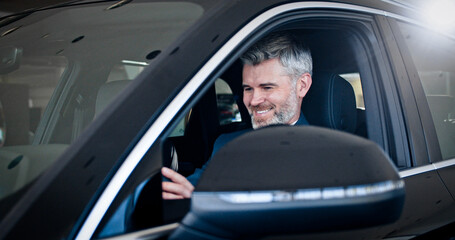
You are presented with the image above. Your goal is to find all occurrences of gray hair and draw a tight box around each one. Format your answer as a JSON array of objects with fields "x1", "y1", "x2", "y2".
[{"x1": 241, "y1": 32, "x2": 312, "y2": 82}]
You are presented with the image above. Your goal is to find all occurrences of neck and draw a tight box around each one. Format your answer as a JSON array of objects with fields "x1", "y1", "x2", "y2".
[{"x1": 287, "y1": 111, "x2": 301, "y2": 125}]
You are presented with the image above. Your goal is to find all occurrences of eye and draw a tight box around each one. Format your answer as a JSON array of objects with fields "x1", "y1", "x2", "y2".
[{"x1": 243, "y1": 87, "x2": 252, "y2": 92}]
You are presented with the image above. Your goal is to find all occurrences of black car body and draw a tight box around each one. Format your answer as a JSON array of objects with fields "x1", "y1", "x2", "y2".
[{"x1": 0, "y1": 0, "x2": 454, "y2": 239}]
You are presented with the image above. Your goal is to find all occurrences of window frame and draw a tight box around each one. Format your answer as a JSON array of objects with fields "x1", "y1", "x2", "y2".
[{"x1": 90, "y1": 5, "x2": 418, "y2": 239}]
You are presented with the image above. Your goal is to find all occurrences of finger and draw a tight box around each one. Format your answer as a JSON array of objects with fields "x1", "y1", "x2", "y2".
[
  {"x1": 162, "y1": 191, "x2": 184, "y2": 200},
  {"x1": 162, "y1": 181, "x2": 192, "y2": 198},
  {"x1": 162, "y1": 167, "x2": 194, "y2": 191},
  {"x1": 161, "y1": 167, "x2": 185, "y2": 183}
]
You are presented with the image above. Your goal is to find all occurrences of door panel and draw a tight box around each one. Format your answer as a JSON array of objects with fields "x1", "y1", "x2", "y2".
[
  {"x1": 394, "y1": 170, "x2": 455, "y2": 237},
  {"x1": 435, "y1": 162, "x2": 455, "y2": 201}
]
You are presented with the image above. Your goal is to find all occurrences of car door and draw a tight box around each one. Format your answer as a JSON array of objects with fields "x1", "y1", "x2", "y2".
[
  {"x1": 389, "y1": 17, "x2": 455, "y2": 191},
  {"x1": 374, "y1": 14, "x2": 455, "y2": 238},
  {"x1": 386, "y1": 16, "x2": 455, "y2": 238}
]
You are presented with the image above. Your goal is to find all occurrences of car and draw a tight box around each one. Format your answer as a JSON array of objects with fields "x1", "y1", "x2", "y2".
[{"x1": 0, "y1": 0, "x2": 454, "y2": 239}]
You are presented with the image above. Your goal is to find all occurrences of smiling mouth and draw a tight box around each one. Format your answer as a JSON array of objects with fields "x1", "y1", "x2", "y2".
[
  {"x1": 253, "y1": 107, "x2": 273, "y2": 116},
  {"x1": 256, "y1": 109, "x2": 270, "y2": 114},
  {"x1": 250, "y1": 104, "x2": 275, "y2": 118}
]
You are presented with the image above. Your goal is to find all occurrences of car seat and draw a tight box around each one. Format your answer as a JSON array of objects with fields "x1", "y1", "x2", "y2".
[{"x1": 302, "y1": 72, "x2": 357, "y2": 133}]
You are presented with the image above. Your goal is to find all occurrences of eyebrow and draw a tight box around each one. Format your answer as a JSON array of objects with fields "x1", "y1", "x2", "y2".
[
  {"x1": 242, "y1": 82, "x2": 278, "y2": 88},
  {"x1": 260, "y1": 83, "x2": 278, "y2": 87}
]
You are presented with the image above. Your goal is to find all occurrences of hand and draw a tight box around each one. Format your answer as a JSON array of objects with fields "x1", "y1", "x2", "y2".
[{"x1": 161, "y1": 167, "x2": 194, "y2": 199}]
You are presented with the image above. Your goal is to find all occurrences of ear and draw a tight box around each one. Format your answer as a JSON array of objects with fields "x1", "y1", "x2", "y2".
[{"x1": 297, "y1": 72, "x2": 312, "y2": 98}]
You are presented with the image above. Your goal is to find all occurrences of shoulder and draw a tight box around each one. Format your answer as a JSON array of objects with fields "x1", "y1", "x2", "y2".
[
  {"x1": 296, "y1": 113, "x2": 309, "y2": 126},
  {"x1": 212, "y1": 128, "x2": 251, "y2": 155},
  {"x1": 217, "y1": 128, "x2": 251, "y2": 143}
]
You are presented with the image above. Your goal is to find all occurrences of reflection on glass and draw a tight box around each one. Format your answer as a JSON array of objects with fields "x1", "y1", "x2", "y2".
[
  {"x1": 0, "y1": 1, "x2": 204, "y2": 206},
  {"x1": 215, "y1": 79, "x2": 242, "y2": 125},
  {"x1": 397, "y1": 21, "x2": 455, "y2": 159}
]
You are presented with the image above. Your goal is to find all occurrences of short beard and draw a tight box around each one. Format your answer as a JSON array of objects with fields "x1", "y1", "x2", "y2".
[{"x1": 250, "y1": 88, "x2": 299, "y2": 129}]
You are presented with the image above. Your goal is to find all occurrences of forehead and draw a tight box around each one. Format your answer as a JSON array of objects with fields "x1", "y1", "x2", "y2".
[{"x1": 242, "y1": 58, "x2": 291, "y2": 85}]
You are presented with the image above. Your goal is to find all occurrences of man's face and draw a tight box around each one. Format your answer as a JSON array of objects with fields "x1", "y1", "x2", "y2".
[{"x1": 242, "y1": 58, "x2": 302, "y2": 129}]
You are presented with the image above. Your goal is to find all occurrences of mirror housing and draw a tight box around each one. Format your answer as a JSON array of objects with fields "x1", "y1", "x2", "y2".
[{"x1": 171, "y1": 126, "x2": 405, "y2": 239}]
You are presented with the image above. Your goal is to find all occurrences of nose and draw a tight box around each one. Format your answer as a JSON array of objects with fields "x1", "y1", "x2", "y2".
[{"x1": 250, "y1": 90, "x2": 265, "y2": 106}]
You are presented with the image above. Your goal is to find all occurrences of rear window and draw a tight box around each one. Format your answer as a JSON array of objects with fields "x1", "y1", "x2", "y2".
[{"x1": 396, "y1": 21, "x2": 455, "y2": 160}]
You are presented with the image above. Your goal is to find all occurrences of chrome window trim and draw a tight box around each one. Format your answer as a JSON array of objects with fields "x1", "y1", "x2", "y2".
[
  {"x1": 399, "y1": 158, "x2": 455, "y2": 178},
  {"x1": 379, "y1": 0, "x2": 416, "y2": 10},
  {"x1": 399, "y1": 165, "x2": 436, "y2": 178},
  {"x1": 76, "y1": 2, "x2": 417, "y2": 239},
  {"x1": 433, "y1": 158, "x2": 455, "y2": 170}
]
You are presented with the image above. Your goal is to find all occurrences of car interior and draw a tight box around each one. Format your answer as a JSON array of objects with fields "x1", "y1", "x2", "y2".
[{"x1": 159, "y1": 28, "x2": 368, "y2": 178}]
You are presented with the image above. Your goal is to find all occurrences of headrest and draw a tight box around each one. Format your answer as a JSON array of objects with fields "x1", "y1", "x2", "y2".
[
  {"x1": 302, "y1": 72, "x2": 357, "y2": 133},
  {"x1": 95, "y1": 80, "x2": 131, "y2": 117}
]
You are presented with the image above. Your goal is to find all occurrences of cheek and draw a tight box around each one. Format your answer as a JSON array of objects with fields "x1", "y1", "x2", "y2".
[
  {"x1": 267, "y1": 93, "x2": 285, "y2": 106},
  {"x1": 243, "y1": 95, "x2": 250, "y2": 106}
]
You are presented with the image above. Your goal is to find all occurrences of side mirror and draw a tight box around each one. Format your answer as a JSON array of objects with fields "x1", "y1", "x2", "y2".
[
  {"x1": 0, "y1": 46, "x2": 22, "y2": 74},
  {"x1": 171, "y1": 126, "x2": 405, "y2": 239}
]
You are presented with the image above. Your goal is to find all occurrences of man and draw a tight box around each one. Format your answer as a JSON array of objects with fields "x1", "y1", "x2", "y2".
[{"x1": 162, "y1": 32, "x2": 313, "y2": 199}]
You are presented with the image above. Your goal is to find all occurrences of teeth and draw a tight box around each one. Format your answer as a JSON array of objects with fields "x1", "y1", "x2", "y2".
[{"x1": 256, "y1": 109, "x2": 270, "y2": 114}]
